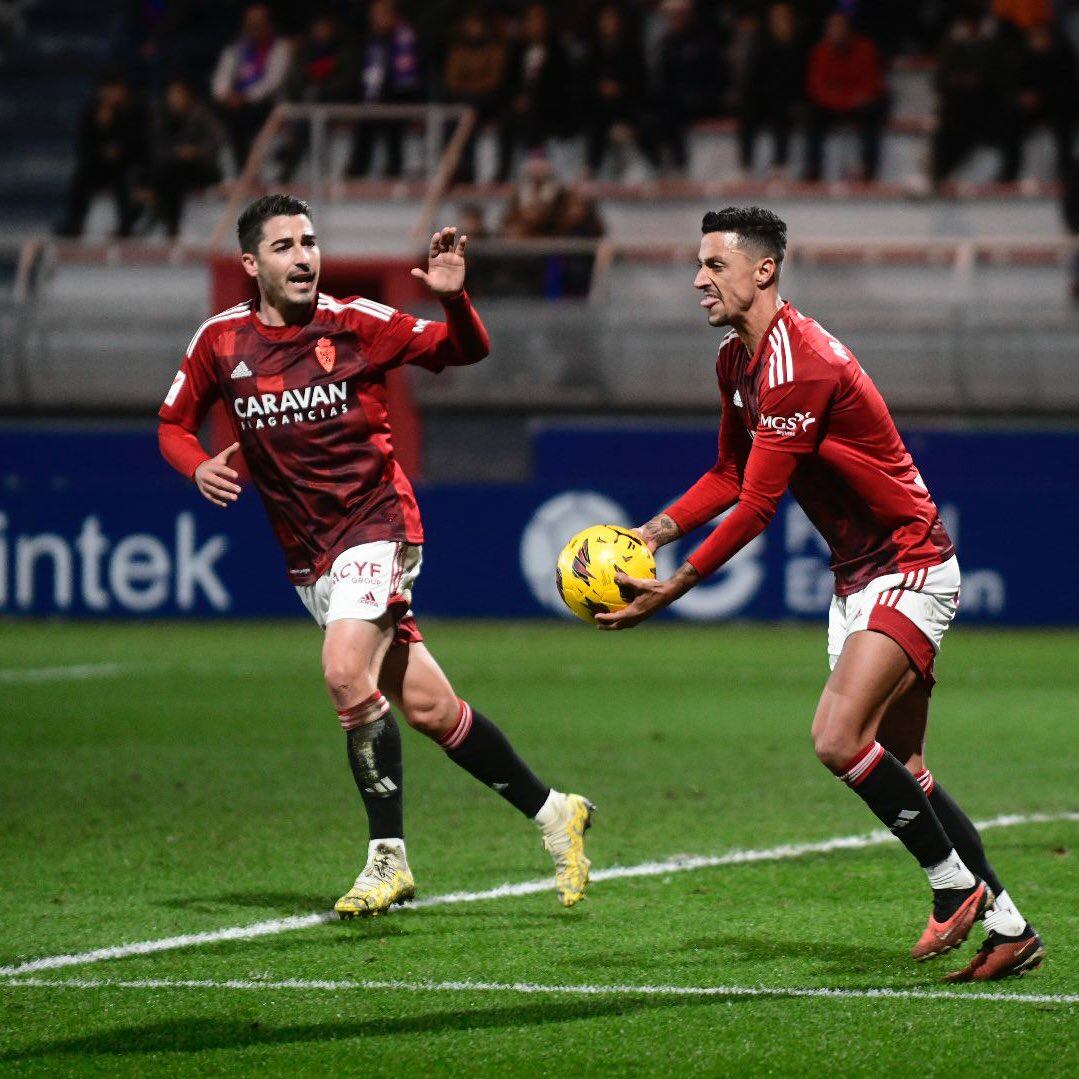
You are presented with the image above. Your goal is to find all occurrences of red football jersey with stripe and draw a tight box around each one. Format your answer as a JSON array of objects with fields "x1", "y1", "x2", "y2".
[
  {"x1": 159, "y1": 291, "x2": 482, "y2": 585},
  {"x1": 667, "y1": 301, "x2": 954, "y2": 595}
]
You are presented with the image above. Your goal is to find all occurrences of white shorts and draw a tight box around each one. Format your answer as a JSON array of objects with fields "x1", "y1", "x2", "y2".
[
  {"x1": 296, "y1": 541, "x2": 423, "y2": 631},
  {"x1": 827, "y1": 556, "x2": 960, "y2": 685}
]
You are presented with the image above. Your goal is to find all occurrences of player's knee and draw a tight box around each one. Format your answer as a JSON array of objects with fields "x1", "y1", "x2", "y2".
[
  {"x1": 322, "y1": 654, "x2": 375, "y2": 708},
  {"x1": 402, "y1": 690, "x2": 458, "y2": 738},
  {"x1": 812, "y1": 724, "x2": 862, "y2": 773}
]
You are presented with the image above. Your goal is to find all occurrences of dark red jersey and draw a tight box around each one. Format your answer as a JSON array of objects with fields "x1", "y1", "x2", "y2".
[
  {"x1": 666, "y1": 301, "x2": 954, "y2": 595},
  {"x1": 159, "y1": 291, "x2": 488, "y2": 585}
]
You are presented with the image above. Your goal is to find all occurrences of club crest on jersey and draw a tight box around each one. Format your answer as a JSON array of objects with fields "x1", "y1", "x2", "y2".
[{"x1": 314, "y1": 336, "x2": 336, "y2": 373}]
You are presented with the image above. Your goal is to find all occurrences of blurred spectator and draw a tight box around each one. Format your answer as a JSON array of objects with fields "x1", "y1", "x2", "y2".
[
  {"x1": 278, "y1": 10, "x2": 360, "y2": 181},
  {"x1": 348, "y1": 0, "x2": 423, "y2": 179},
  {"x1": 499, "y1": 154, "x2": 603, "y2": 296},
  {"x1": 497, "y1": 3, "x2": 571, "y2": 182},
  {"x1": 994, "y1": 0, "x2": 1054, "y2": 32},
  {"x1": 113, "y1": 0, "x2": 186, "y2": 92},
  {"x1": 554, "y1": 185, "x2": 605, "y2": 239},
  {"x1": 1063, "y1": 155, "x2": 1079, "y2": 300},
  {"x1": 0, "y1": 1, "x2": 26, "y2": 58},
  {"x1": 211, "y1": 3, "x2": 292, "y2": 170},
  {"x1": 642, "y1": 0, "x2": 722, "y2": 176},
  {"x1": 803, "y1": 12, "x2": 888, "y2": 182},
  {"x1": 457, "y1": 201, "x2": 490, "y2": 240},
  {"x1": 1016, "y1": 22, "x2": 1078, "y2": 179},
  {"x1": 500, "y1": 153, "x2": 567, "y2": 238},
  {"x1": 147, "y1": 78, "x2": 224, "y2": 237},
  {"x1": 443, "y1": 9, "x2": 508, "y2": 183},
  {"x1": 56, "y1": 72, "x2": 148, "y2": 238},
  {"x1": 583, "y1": 3, "x2": 647, "y2": 178},
  {"x1": 737, "y1": 2, "x2": 805, "y2": 176},
  {"x1": 931, "y1": 7, "x2": 1022, "y2": 184}
]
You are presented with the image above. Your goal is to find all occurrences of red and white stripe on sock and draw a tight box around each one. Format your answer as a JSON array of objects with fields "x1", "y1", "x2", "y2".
[
  {"x1": 337, "y1": 692, "x2": 391, "y2": 731},
  {"x1": 914, "y1": 768, "x2": 935, "y2": 797},
  {"x1": 438, "y1": 698, "x2": 473, "y2": 750},
  {"x1": 837, "y1": 741, "x2": 886, "y2": 787}
]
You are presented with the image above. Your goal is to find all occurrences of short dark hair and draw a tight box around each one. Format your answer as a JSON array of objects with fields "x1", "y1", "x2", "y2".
[
  {"x1": 237, "y1": 193, "x2": 312, "y2": 254},
  {"x1": 702, "y1": 206, "x2": 787, "y2": 264}
]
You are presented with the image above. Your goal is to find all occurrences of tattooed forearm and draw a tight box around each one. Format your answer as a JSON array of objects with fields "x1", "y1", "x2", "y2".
[{"x1": 637, "y1": 514, "x2": 683, "y2": 550}]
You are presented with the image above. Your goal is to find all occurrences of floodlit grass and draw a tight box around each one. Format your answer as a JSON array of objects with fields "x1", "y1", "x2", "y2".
[{"x1": 0, "y1": 621, "x2": 1075, "y2": 1075}]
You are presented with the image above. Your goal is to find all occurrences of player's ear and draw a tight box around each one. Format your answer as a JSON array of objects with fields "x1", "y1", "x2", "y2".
[
  {"x1": 240, "y1": 252, "x2": 259, "y2": 280},
  {"x1": 757, "y1": 256, "x2": 777, "y2": 289}
]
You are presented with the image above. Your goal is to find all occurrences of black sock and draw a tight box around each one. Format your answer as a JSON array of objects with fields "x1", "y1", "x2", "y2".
[
  {"x1": 440, "y1": 701, "x2": 549, "y2": 818},
  {"x1": 345, "y1": 714, "x2": 404, "y2": 841},
  {"x1": 919, "y1": 770, "x2": 1004, "y2": 896},
  {"x1": 837, "y1": 742, "x2": 952, "y2": 868}
]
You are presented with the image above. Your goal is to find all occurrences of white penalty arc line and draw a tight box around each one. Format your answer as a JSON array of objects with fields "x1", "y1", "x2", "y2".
[
  {"x1": 2, "y1": 976, "x2": 1075, "y2": 1007},
  {"x1": 1, "y1": 811, "x2": 1075, "y2": 980}
]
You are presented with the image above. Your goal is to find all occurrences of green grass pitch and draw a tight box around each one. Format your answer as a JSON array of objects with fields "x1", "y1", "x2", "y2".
[{"x1": 0, "y1": 620, "x2": 1076, "y2": 1076}]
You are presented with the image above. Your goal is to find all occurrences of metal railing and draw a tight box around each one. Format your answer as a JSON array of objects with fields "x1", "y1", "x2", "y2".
[{"x1": 207, "y1": 102, "x2": 476, "y2": 251}]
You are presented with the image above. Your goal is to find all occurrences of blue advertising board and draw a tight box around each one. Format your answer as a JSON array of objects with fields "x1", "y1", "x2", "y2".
[{"x1": 0, "y1": 425, "x2": 1075, "y2": 624}]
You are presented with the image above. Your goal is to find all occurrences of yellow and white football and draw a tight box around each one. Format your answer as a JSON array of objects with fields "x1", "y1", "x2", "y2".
[{"x1": 555, "y1": 524, "x2": 657, "y2": 623}]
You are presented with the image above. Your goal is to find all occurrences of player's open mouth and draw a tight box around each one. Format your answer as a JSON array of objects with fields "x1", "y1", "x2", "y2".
[{"x1": 289, "y1": 273, "x2": 315, "y2": 285}]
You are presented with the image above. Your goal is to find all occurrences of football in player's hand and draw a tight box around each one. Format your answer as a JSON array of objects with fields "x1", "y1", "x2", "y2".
[{"x1": 555, "y1": 525, "x2": 657, "y2": 623}]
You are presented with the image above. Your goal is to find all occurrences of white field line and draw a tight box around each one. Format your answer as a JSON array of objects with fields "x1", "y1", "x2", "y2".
[
  {"x1": 1, "y1": 811, "x2": 1075, "y2": 980},
  {"x1": 0, "y1": 663, "x2": 138, "y2": 684},
  {"x1": 2, "y1": 976, "x2": 1075, "y2": 1006}
]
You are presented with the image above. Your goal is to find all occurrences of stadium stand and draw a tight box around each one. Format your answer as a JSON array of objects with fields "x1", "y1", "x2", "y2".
[{"x1": 1, "y1": 0, "x2": 1077, "y2": 478}]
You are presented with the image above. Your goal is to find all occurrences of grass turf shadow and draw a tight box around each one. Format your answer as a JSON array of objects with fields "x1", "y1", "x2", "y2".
[{"x1": 1, "y1": 996, "x2": 716, "y2": 1062}]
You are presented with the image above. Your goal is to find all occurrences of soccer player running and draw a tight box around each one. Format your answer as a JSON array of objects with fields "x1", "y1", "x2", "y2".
[
  {"x1": 597, "y1": 207, "x2": 1043, "y2": 980},
  {"x1": 158, "y1": 193, "x2": 593, "y2": 916}
]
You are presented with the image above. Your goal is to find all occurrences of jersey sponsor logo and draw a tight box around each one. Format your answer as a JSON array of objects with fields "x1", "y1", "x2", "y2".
[
  {"x1": 759, "y1": 411, "x2": 816, "y2": 436},
  {"x1": 164, "y1": 370, "x2": 186, "y2": 407},
  {"x1": 331, "y1": 559, "x2": 385, "y2": 587},
  {"x1": 233, "y1": 380, "x2": 349, "y2": 430},
  {"x1": 314, "y1": 336, "x2": 336, "y2": 373},
  {"x1": 230, "y1": 360, "x2": 253, "y2": 380}
]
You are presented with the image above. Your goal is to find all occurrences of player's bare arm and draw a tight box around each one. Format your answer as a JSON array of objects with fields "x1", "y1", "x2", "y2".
[
  {"x1": 595, "y1": 562, "x2": 701, "y2": 631},
  {"x1": 194, "y1": 441, "x2": 242, "y2": 508},
  {"x1": 635, "y1": 513, "x2": 682, "y2": 553},
  {"x1": 411, "y1": 226, "x2": 469, "y2": 297}
]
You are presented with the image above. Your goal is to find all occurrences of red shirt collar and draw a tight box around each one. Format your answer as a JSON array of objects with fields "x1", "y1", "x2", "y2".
[{"x1": 250, "y1": 299, "x2": 317, "y2": 340}]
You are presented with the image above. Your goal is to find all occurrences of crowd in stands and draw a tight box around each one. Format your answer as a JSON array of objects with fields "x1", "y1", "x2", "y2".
[{"x1": 52, "y1": 0, "x2": 1079, "y2": 239}]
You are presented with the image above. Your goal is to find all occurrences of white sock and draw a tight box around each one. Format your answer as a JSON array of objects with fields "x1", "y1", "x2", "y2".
[
  {"x1": 369, "y1": 838, "x2": 406, "y2": 861},
  {"x1": 984, "y1": 889, "x2": 1027, "y2": 937},
  {"x1": 925, "y1": 849, "x2": 977, "y2": 891},
  {"x1": 533, "y1": 789, "x2": 564, "y2": 829}
]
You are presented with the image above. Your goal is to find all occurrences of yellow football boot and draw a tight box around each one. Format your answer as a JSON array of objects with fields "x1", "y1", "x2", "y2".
[
  {"x1": 335, "y1": 842, "x2": 416, "y2": 919},
  {"x1": 541, "y1": 792, "x2": 595, "y2": 907}
]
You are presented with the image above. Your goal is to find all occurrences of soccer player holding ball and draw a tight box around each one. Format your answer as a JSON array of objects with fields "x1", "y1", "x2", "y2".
[
  {"x1": 158, "y1": 194, "x2": 593, "y2": 916},
  {"x1": 597, "y1": 207, "x2": 1042, "y2": 980}
]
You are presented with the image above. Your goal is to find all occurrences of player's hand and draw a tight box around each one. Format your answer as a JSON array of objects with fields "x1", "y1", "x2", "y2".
[
  {"x1": 411, "y1": 226, "x2": 468, "y2": 297},
  {"x1": 594, "y1": 573, "x2": 673, "y2": 630},
  {"x1": 595, "y1": 563, "x2": 701, "y2": 631},
  {"x1": 194, "y1": 441, "x2": 242, "y2": 508}
]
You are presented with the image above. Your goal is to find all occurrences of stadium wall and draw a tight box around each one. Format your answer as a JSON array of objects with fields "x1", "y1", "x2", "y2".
[{"x1": 1, "y1": 426, "x2": 1075, "y2": 624}]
